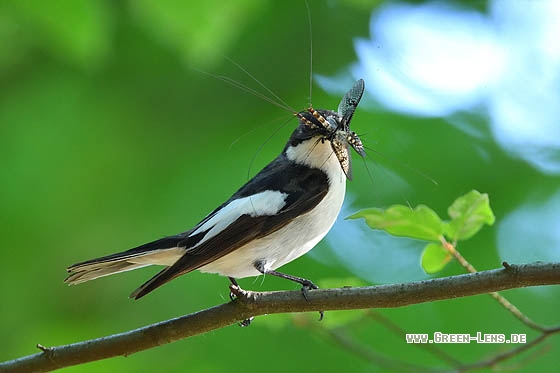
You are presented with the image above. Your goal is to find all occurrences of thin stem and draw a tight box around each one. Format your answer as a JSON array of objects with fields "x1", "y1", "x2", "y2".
[
  {"x1": 456, "y1": 327, "x2": 560, "y2": 371},
  {"x1": 439, "y1": 237, "x2": 546, "y2": 332},
  {"x1": 367, "y1": 310, "x2": 462, "y2": 368}
]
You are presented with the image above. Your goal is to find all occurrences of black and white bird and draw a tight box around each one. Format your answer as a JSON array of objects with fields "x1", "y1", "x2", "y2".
[{"x1": 65, "y1": 79, "x2": 366, "y2": 300}]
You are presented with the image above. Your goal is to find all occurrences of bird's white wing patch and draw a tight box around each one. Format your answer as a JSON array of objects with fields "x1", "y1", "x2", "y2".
[{"x1": 190, "y1": 190, "x2": 288, "y2": 248}]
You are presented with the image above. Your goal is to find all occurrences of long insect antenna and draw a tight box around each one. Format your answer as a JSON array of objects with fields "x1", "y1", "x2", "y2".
[
  {"x1": 247, "y1": 116, "x2": 294, "y2": 179},
  {"x1": 219, "y1": 75, "x2": 293, "y2": 112},
  {"x1": 363, "y1": 145, "x2": 439, "y2": 186},
  {"x1": 361, "y1": 155, "x2": 376, "y2": 188},
  {"x1": 227, "y1": 111, "x2": 290, "y2": 152},
  {"x1": 224, "y1": 57, "x2": 296, "y2": 113},
  {"x1": 194, "y1": 67, "x2": 295, "y2": 113},
  {"x1": 305, "y1": 0, "x2": 313, "y2": 108}
]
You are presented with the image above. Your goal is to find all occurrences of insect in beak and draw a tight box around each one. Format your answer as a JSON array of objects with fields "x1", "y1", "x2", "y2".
[{"x1": 297, "y1": 79, "x2": 366, "y2": 180}]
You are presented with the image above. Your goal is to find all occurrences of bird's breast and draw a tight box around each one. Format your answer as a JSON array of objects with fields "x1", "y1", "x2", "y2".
[{"x1": 199, "y1": 140, "x2": 347, "y2": 279}]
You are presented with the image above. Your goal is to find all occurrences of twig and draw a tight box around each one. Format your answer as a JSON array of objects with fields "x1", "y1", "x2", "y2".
[
  {"x1": 367, "y1": 310, "x2": 462, "y2": 367},
  {"x1": 0, "y1": 262, "x2": 558, "y2": 372},
  {"x1": 315, "y1": 323, "x2": 440, "y2": 372},
  {"x1": 456, "y1": 327, "x2": 560, "y2": 371},
  {"x1": 440, "y1": 238, "x2": 545, "y2": 332}
]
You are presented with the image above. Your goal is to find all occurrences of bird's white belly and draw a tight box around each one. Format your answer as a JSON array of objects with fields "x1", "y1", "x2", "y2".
[{"x1": 199, "y1": 171, "x2": 346, "y2": 278}]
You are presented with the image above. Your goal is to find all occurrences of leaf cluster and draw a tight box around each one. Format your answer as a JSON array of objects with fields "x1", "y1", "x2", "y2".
[{"x1": 349, "y1": 190, "x2": 495, "y2": 273}]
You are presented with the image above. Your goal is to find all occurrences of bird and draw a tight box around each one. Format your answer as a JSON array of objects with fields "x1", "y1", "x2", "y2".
[{"x1": 65, "y1": 79, "x2": 366, "y2": 300}]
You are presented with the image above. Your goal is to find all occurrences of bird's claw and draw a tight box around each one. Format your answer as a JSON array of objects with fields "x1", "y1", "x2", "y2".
[
  {"x1": 239, "y1": 317, "x2": 254, "y2": 327},
  {"x1": 229, "y1": 283, "x2": 249, "y2": 301},
  {"x1": 228, "y1": 282, "x2": 254, "y2": 327},
  {"x1": 299, "y1": 280, "x2": 324, "y2": 321}
]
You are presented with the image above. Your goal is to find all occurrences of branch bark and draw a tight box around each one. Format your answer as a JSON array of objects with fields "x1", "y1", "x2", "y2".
[{"x1": 2, "y1": 262, "x2": 559, "y2": 372}]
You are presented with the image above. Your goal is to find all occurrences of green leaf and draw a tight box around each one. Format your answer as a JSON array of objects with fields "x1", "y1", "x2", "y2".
[
  {"x1": 421, "y1": 243, "x2": 452, "y2": 274},
  {"x1": 348, "y1": 205, "x2": 444, "y2": 241},
  {"x1": 445, "y1": 190, "x2": 495, "y2": 241}
]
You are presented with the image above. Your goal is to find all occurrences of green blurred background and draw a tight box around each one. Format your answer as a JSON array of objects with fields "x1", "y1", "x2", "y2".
[{"x1": 1, "y1": 0, "x2": 558, "y2": 371}]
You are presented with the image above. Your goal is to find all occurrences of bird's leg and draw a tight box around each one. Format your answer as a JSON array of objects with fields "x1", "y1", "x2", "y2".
[
  {"x1": 228, "y1": 277, "x2": 254, "y2": 327},
  {"x1": 254, "y1": 261, "x2": 324, "y2": 321},
  {"x1": 229, "y1": 277, "x2": 251, "y2": 301},
  {"x1": 228, "y1": 277, "x2": 242, "y2": 301}
]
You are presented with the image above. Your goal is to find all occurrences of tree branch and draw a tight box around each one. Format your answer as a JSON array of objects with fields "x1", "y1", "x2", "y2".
[{"x1": 2, "y1": 262, "x2": 559, "y2": 372}]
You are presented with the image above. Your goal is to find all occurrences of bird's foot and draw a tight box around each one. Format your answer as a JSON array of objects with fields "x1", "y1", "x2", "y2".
[
  {"x1": 299, "y1": 280, "x2": 323, "y2": 321},
  {"x1": 228, "y1": 278, "x2": 255, "y2": 327}
]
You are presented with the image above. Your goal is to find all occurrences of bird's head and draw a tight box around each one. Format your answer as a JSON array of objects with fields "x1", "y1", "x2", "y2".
[{"x1": 286, "y1": 79, "x2": 366, "y2": 180}]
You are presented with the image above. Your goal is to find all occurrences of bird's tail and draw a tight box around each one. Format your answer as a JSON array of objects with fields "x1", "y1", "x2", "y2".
[{"x1": 64, "y1": 236, "x2": 186, "y2": 287}]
